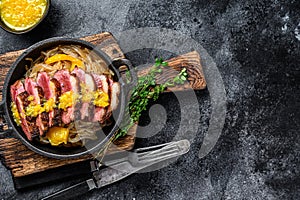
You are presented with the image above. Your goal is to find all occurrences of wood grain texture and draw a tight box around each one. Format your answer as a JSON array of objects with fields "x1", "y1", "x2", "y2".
[
  {"x1": 0, "y1": 32, "x2": 122, "y2": 68},
  {"x1": 0, "y1": 32, "x2": 206, "y2": 178},
  {"x1": 137, "y1": 51, "x2": 206, "y2": 92},
  {"x1": 0, "y1": 124, "x2": 136, "y2": 177}
]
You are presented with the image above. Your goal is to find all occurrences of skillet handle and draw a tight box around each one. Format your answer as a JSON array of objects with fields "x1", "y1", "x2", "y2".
[
  {"x1": 111, "y1": 58, "x2": 137, "y2": 91},
  {"x1": 0, "y1": 101, "x2": 14, "y2": 139}
]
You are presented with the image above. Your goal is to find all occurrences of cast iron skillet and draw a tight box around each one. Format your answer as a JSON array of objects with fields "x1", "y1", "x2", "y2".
[{"x1": 0, "y1": 37, "x2": 136, "y2": 159}]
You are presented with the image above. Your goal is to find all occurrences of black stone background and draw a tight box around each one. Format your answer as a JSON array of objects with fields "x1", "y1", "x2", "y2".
[{"x1": 0, "y1": 0, "x2": 299, "y2": 199}]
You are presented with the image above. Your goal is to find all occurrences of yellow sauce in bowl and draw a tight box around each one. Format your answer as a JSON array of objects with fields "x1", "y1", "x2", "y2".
[{"x1": 0, "y1": 0, "x2": 47, "y2": 31}]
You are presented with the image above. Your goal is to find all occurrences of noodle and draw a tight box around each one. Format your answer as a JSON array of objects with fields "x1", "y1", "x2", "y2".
[{"x1": 25, "y1": 45, "x2": 113, "y2": 79}]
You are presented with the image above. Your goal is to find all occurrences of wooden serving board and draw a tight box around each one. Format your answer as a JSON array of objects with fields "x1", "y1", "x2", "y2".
[{"x1": 0, "y1": 32, "x2": 206, "y2": 180}]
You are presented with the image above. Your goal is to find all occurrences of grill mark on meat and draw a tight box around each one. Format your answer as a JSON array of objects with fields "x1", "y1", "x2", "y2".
[
  {"x1": 18, "y1": 92, "x2": 31, "y2": 107},
  {"x1": 49, "y1": 78, "x2": 62, "y2": 126},
  {"x1": 88, "y1": 104, "x2": 95, "y2": 122},
  {"x1": 30, "y1": 124, "x2": 40, "y2": 138},
  {"x1": 103, "y1": 79, "x2": 114, "y2": 121},
  {"x1": 51, "y1": 78, "x2": 61, "y2": 101},
  {"x1": 61, "y1": 75, "x2": 79, "y2": 124},
  {"x1": 37, "y1": 86, "x2": 48, "y2": 135},
  {"x1": 74, "y1": 109, "x2": 81, "y2": 121},
  {"x1": 41, "y1": 112, "x2": 49, "y2": 135},
  {"x1": 52, "y1": 108, "x2": 62, "y2": 126},
  {"x1": 25, "y1": 78, "x2": 47, "y2": 135},
  {"x1": 37, "y1": 72, "x2": 51, "y2": 127},
  {"x1": 37, "y1": 86, "x2": 44, "y2": 104},
  {"x1": 16, "y1": 91, "x2": 36, "y2": 140}
]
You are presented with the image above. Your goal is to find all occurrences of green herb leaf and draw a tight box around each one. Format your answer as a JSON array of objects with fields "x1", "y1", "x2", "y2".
[
  {"x1": 162, "y1": 61, "x2": 168, "y2": 66},
  {"x1": 114, "y1": 59, "x2": 188, "y2": 140}
]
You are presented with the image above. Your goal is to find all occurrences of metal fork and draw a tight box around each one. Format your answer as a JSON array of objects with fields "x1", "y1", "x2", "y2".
[
  {"x1": 103, "y1": 139, "x2": 190, "y2": 167},
  {"x1": 41, "y1": 139, "x2": 190, "y2": 200}
]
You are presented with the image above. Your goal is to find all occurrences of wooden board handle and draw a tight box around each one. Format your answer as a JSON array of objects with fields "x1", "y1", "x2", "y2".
[{"x1": 137, "y1": 51, "x2": 206, "y2": 91}]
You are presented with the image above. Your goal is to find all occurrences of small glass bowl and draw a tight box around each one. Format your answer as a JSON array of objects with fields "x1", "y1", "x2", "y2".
[{"x1": 0, "y1": 0, "x2": 51, "y2": 34}]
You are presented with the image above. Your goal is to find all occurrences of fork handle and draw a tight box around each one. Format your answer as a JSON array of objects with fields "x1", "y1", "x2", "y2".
[{"x1": 40, "y1": 179, "x2": 96, "y2": 200}]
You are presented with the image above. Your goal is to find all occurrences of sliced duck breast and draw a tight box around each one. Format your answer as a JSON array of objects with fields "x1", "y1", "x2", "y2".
[
  {"x1": 93, "y1": 107, "x2": 106, "y2": 123},
  {"x1": 92, "y1": 74, "x2": 108, "y2": 123},
  {"x1": 79, "y1": 73, "x2": 96, "y2": 120},
  {"x1": 11, "y1": 81, "x2": 32, "y2": 140},
  {"x1": 24, "y1": 78, "x2": 47, "y2": 135},
  {"x1": 102, "y1": 79, "x2": 120, "y2": 121},
  {"x1": 53, "y1": 70, "x2": 72, "y2": 93},
  {"x1": 73, "y1": 68, "x2": 97, "y2": 120},
  {"x1": 71, "y1": 67, "x2": 85, "y2": 82},
  {"x1": 54, "y1": 70, "x2": 79, "y2": 124},
  {"x1": 49, "y1": 78, "x2": 62, "y2": 126},
  {"x1": 24, "y1": 78, "x2": 40, "y2": 104},
  {"x1": 50, "y1": 78, "x2": 62, "y2": 102},
  {"x1": 61, "y1": 75, "x2": 79, "y2": 124},
  {"x1": 37, "y1": 72, "x2": 54, "y2": 127},
  {"x1": 109, "y1": 80, "x2": 120, "y2": 111},
  {"x1": 37, "y1": 72, "x2": 52, "y2": 99},
  {"x1": 92, "y1": 74, "x2": 109, "y2": 93},
  {"x1": 17, "y1": 91, "x2": 40, "y2": 139},
  {"x1": 10, "y1": 80, "x2": 25, "y2": 102}
]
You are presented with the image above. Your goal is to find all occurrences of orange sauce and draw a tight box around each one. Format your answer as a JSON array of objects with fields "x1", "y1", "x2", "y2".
[{"x1": 0, "y1": 0, "x2": 47, "y2": 31}]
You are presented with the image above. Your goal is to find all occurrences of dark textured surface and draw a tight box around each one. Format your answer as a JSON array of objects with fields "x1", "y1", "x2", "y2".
[{"x1": 1, "y1": 0, "x2": 300, "y2": 199}]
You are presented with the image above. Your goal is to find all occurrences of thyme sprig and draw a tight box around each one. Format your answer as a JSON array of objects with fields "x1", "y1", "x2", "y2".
[{"x1": 115, "y1": 58, "x2": 188, "y2": 140}]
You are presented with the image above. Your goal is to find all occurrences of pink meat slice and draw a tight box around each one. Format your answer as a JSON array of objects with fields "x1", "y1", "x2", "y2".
[
  {"x1": 92, "y1": 74, "x2": 109, "y2": 93},
  {"x1": 37, "y1": 72, "x2": 52, "y2": 99},
  {"x1": 73, "y1": 68, "x2": 97, "y2": 120},
  {"x1": 72, "y1": 67, "x2": 85, "y2": 82},
  {"x1": 10, "y1": 81, "x2": 32, "y2": 140},
  {"x1": 109, "y1": 81, "x2": 120, "y2": 111},
  {"x1": 60, "y1": 75, "x2": 79, "y2": 124},
  {"x1": 93, "y1": 107, "x2": 106, "y2": 123},
  {"x1": 80, "y1": 102, "x2": 90, "y2": 120},
  {"x1": 37, "y1": 72, "x2": 55, "y2": 127},
  {"x1": 10, "y1": 80, "x2": 25, "y2": 102},
  {"x1": 54, "y1": 70, "x2": 78, "y2": 124},
  {"x1": 25, "y1": 78, "x2": 46, "y2": 135},
  {"x1": 53, "y1": 70, "x2": 72, "y2": 93},
  {"x1": 62, "y1": 107, "x2": 74, "y2": 124},
  {"x1": 25, "y1": 78, "x2": 40, "y2": 104},
  {"x1": 48, "y1": 78, "x2": 62, "y2": 126},
  {"x1": 102, "y1": 79, "x2": 120, "y2": 121},
  {"x1": 80, "y1": 74, "x2": 96, "y2": 120},
  {"x1": 72, "y1": 67, "x2": 87, "y2": 119},
  {"x1": 92, "y1": 74, "x2": 111, "y2": 123}
]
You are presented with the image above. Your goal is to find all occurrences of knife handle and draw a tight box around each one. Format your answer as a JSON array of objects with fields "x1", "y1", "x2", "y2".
[{"x1": 40, "y1": 179, "x2": 96, "y2": 200}]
